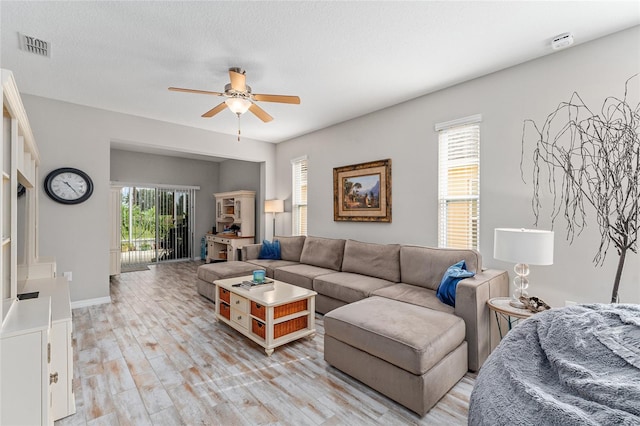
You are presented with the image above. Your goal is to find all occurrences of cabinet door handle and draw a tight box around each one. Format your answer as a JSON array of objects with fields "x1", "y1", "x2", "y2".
[
  {"x1": 50, "y1": 372, "x2": 59, "y2": 384},
  {"x1": 255, "y1": 303, "x2": 262, "y2": 309},
  {"x1": 237, "y1": 316, "x2": 242, "y2": 321},
  {"x1": 235, "y1": 300, "x2": 240, "y2": 304}
]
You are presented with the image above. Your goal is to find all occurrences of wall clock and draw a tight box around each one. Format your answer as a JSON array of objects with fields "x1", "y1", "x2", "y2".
[{"x1": 44, "y1": 167, "x2": 94, "y2": 204}]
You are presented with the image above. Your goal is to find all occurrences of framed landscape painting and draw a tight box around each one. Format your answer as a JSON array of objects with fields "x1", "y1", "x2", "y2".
[{"x1": 333, "y1": 159, "x2": 391, "y2": 222}]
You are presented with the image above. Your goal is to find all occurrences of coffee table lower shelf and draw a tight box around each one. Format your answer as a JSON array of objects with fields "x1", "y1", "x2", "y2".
[{"x1": 214, "y1": 276, "x2": 317, "y2": 356}]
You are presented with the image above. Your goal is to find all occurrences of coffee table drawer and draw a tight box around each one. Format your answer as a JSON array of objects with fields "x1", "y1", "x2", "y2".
[
  {"x1": 251, "y1": 302, "x2": 266, "y2": 320},
  {"x1": 231, "y1": 293, "x2": 248, "y2": 313},
  {"x1": 231, "y1": 309, "x2": 250, "y2": 329},
  {"x1": 252, "y1": 318, "x2": 266, "y2": 339},
  {"x1": 219, "y1": 302, "x2": 231, "y2": 320},
  {"x1": 219, "y1": 287, "x2": 231, "y2": 304}
]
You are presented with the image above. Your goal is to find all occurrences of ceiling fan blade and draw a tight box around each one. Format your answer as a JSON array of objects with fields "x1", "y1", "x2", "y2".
[
  {"x1": 202, "y1": 102, "x2": 228, "y2": 118},
  {"x1": 229, "y1": 69, "x2": 246, "y2": 91},
  {"x1": 168, "y1": 87, "x2": 224, "y2": 96},
  {"x1": 253, "y1": 94, "x2": 301, "y2": 104},
  {"x1": 249, "y1": 103, "x2": 273, "y2": 123}
]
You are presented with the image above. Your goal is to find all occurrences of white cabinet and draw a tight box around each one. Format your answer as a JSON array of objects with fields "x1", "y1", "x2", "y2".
[
  {"x1": 208, "y1": 191, "x2": 255, "y2": 263},
  {"x1": 20, "y1": 277, "x2": 75, "y2": 421},
  {"x1": 1, "y1": 297, "x2": 52, "y2": 426},
  {"x1": 214, "y1": 190, "x2": 255, "y2": 238},
  {"x1": 1, "y1": 69, "x2": 73, "y2": 425}
]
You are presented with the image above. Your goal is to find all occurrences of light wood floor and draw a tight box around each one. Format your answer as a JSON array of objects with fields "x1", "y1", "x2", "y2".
[{"x1": 56, "y1": 261, "x2": 475, "y2": 426}]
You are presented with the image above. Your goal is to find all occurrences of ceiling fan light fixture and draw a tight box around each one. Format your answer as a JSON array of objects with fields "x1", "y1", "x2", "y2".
[{"x1": 225, "y1": 97, "x2": 252, "y2": 114}]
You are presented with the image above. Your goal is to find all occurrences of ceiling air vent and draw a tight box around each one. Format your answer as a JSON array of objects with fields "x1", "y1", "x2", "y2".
[{"x1": 19, "y1": 33, "x2": 50, "y2": 57}]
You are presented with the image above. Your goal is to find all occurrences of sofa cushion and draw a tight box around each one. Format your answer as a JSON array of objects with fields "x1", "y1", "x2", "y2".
[
  {"x1": 299, "y1": 236, "x2": 346, "y2": 271},
  {"x1": 276, "y1": 236, "x2": 306, "y2": 262},
  {"x1": 372, "y1": 283, "x2": 454, "y2": 314},
  {"x1": 313, "y1": 272, "x2": 394, "y2": 304},
  {"x1": 197, "y1": 261, "x2": 262, "y2": 283},
  {"x1": 341, "y1": 239, "x2": 401, "y2": 282},
  {"x1": 400, "y1": 245, "x2": 482, "y2": 291},
  {"x1": 324, "y1": 296, "x2": 466, "y2": 375},
  {"x1": 244, "y1": 259, "x2": 298, "y2": 278},
  {"x1": 258, "y1": 239, "x2": 281, "y2": 260},
  {"x1": 274, "y1": 263, "x2": 336, "y2": 290}
]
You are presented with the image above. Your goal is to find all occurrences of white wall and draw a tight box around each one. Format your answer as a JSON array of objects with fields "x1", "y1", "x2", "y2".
[
  {"x1": 110, "y1": 149, "x2": 221, "y2": 256},
  {"x1": 23, "y1": 96, "x2": 275, "y2": 303},
  {"x1": 275, "y1": 26, "x2": 640, "y2": 307}
]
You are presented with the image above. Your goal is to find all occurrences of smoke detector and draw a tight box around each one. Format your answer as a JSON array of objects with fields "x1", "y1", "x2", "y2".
[
  {"x1": 19, "y1": 32, "x2": 51, "y2": 57},
  {"x1": 551, "y1": 32, "x2": 574, "y2": 50}
]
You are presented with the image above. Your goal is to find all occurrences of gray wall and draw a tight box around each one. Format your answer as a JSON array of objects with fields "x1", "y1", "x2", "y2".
[
  {"x1": 274, "y1": 26, "x2": 640, "y2": 307},
  {"x1": 23, "y1": 96, "x2": 275, "y2": 303},
  {"x1": 110, "y1": 149, "x2": 220, "y2": 257}
]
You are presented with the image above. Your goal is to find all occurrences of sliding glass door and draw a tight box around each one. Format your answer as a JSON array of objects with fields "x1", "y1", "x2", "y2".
[
  {"x1": 157, "y1": 188, "x2": 192, "y2": 262},
  {"x1": 120, "y1": 186, "x2": 195, "y2": 270}
]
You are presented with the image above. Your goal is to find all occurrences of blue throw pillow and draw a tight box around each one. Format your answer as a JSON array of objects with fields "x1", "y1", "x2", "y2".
[
  {"x1": 258, "y1": 240, "x2": 281, "y2": 260},
  {"x1": 436, "y1": 260, "x2": 475, "y2": 307}
]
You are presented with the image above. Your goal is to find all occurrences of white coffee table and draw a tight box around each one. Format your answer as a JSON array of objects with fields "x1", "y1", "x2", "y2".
[{"x1": 214, "y1": 276, "x2": 317, "y2": 356}]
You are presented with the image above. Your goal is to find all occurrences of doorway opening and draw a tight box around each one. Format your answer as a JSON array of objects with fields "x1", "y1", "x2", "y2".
[{"x1": 120, "y1": 186, "x2": 196, "y2": 270}]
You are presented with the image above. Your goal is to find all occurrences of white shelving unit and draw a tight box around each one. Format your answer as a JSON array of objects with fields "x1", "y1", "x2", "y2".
[
  {"x1": 1, "y1": 69, "x2": 75, "y2": 425},
  {"x1": 2, "y1": 69, "x2": 40, "y2": 317},
  {"x1": 207, "y1": 190, "x2": 256, "y2": 262},
  {"x1": 214, "y1": 190, "x2": 256, "y2": 237}
]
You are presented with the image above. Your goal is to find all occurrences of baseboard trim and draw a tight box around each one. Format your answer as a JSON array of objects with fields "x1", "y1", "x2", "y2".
[{"x1": 71, "y1": 296, "x2": 112, "y2": 309}]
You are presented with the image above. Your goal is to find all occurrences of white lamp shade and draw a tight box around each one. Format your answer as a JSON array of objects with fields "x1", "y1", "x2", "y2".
[
  {"x1": 494, "y1": 228, "x2": 554, "y2": 265},
  {"x1": 225, "y1": 97, "x2": 252, "y2": 114},
  {"x1": 264, "y1": 199, "x2": 284, "y2": 213}
]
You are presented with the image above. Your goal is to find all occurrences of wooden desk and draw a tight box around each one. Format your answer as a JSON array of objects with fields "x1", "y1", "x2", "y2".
[{"x1": 206, "y1": 234, "x2": 254, "y2": 262}]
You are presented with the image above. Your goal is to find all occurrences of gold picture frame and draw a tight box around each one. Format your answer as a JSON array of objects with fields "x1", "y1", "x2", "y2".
[{"x1": 333, "y1": 159, "x2": 391, "y2": 222}]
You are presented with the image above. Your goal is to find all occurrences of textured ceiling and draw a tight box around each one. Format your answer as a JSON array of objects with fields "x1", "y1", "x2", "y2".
[{"x1": 1, "y1": 1, "x2": 639, "y2": 143}]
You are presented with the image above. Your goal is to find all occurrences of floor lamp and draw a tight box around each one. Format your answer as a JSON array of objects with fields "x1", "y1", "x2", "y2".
[
  {"x1": 494, "y1": 228, "x2": 554, "y2": 308},
  {"x1": 264, "y1": 199, "x2": 284, "y2": 240}
]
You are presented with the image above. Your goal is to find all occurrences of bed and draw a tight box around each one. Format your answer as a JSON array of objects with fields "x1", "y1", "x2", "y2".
[{"x1": 469, "y1": 303, "x2": 640, "y2": 425}]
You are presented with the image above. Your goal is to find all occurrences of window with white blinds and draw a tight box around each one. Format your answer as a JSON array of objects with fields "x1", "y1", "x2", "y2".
[
  {"x1": 436, "y1": 115, "x2": 481, "y2": 250},
  {"x1": 292, "y1": 156, "x2": 308, "y2": 236}
]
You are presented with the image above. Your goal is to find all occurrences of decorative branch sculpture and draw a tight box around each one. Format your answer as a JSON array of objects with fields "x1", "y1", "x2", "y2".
[{"x1": 521, "y1": 75, "x2": 639, "y2": 303}]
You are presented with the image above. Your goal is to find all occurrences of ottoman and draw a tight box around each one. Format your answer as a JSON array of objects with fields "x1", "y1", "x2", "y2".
[
  {"x1": 324, "y1": 296, "x2": 468, "y2": 416},
  {"x1": 196, "y1": 261, "x2": 264, "y2": 301}
]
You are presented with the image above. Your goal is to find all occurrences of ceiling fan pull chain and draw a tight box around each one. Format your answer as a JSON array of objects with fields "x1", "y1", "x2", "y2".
[{"x1": 237, "y1": 113, "x2": 241, "y2": 142}]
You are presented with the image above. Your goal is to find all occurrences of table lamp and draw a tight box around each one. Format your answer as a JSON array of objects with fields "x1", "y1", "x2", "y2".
[
  {"x1": 264, "y1": 199, "x2": 284, "y2": 240},
  {"x1": 494, "y1": 228, "x2": 554, "y2": 308}
]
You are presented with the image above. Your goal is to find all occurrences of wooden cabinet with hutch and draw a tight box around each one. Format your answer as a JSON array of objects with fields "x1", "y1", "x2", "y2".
[{"x1": 206, "y1": 190, "x2": 255, "y2": 262}]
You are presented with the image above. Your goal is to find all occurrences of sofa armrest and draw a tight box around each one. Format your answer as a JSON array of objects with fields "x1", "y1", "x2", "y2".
[
  {"x1": 241, "y1": 244, "x2": 262, "y2": 261},
  {"x1": 454, "y1": 269, "x2": 508, "y2": 372}
]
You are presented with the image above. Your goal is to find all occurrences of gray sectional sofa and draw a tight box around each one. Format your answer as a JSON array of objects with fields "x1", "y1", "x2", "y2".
[{"x1": 196, "y1": 235, "x2": 508, "y2": 415}]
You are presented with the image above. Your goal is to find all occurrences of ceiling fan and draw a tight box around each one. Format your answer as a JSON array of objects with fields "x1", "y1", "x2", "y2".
[{"x1": 168, "y1": 67, "x2": 300, "y2": 123}]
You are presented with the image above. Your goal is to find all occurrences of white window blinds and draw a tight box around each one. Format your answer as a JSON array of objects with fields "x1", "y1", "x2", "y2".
[
  {"x1": 292, "y1": 157, "x2": 308, "y2": 236},
  {"x1": 437, "y1": 116, "x2": 480, "y2": 250}
]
